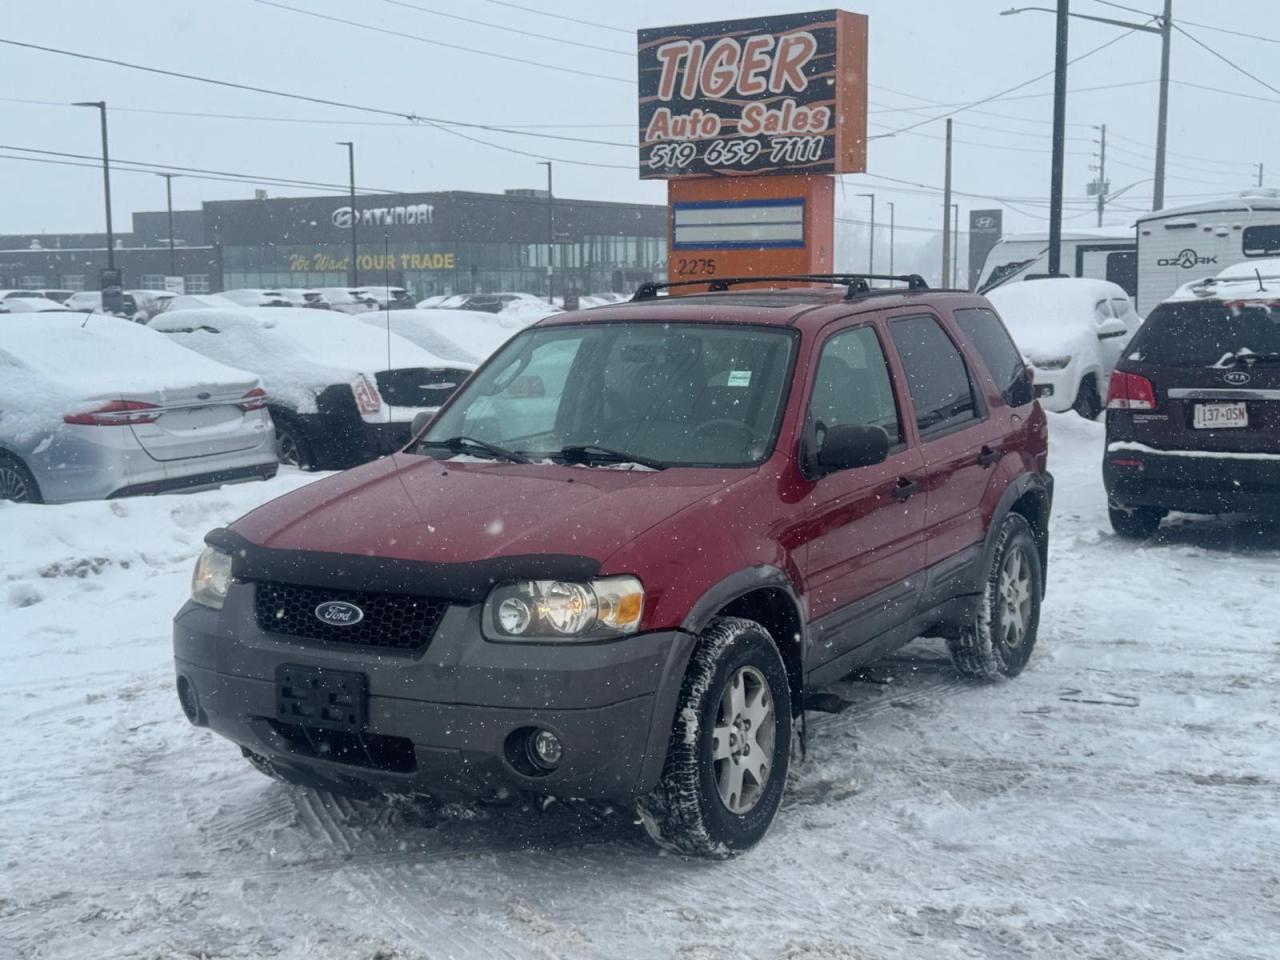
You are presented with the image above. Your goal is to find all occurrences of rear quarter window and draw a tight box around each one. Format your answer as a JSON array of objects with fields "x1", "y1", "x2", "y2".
[{"x1": 953, "y1": 307, "x2": 1030, "y2": 406}]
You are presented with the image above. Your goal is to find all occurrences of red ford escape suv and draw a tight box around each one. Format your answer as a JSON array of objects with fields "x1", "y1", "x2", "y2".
[
  {"x1": 174, "y1": 274, "x2": 1053, "y2": 858},
  {"x1": 1104, "y1": 268, "x2": 1280, "y2": 537}
]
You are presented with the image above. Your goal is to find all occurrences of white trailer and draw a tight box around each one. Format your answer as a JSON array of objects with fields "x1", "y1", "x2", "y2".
[
  {"x1": 1135, "y1": 190, "x2": 1280, "y2": 316},
  {"x1": 975, "y1": 227, "x2": 1137, "y2": 296}
]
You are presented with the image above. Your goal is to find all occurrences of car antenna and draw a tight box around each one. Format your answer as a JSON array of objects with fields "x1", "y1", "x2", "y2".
[{"x1": 1257, "y1": 268, "x2": 1266, "y2": 293}]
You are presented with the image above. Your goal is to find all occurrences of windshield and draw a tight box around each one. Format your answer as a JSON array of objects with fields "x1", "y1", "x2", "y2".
[
  {"x1": 417, "y1": 321, "x2": 796, "y2": 467},
  {"x1": 1128, "y1": 300, "x2": 1280, "y2": 365}
]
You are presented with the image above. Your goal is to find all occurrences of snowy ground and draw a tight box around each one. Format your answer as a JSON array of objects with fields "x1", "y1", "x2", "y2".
[{"x1": 2, "y1": 412, "x2": 1278, "y2": 960}]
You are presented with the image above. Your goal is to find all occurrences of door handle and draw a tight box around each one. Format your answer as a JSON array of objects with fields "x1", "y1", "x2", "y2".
[
  {"x1": 892, "y1": 477, "x2": 919, "y2": 501},
  {"x1": 977, "y1": 445, "x2": 1001, "y2": 467}
]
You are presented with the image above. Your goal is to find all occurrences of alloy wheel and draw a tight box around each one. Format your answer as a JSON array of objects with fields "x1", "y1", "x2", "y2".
[
  {"x1": 275, "y1": 430, "x2": 301, "y2": 467},
  {"x1": 711, "y1": 665, "x2": 776, "y2": 814},
  {"x1": 0, "y1": 465, "x2": 31, "y2": 503},
  {"x1": 998, "y1": 547, "x2": 1034, "y2": 648}
]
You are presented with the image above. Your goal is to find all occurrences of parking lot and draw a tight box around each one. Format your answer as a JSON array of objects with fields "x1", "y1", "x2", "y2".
[{"x1": 2, "y1": 410, "x2": 1276, "y2": 960}]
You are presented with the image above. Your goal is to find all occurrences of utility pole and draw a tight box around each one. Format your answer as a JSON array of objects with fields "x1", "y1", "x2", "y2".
[
  {"x1": 74, "y1": 101, "x2": 114, "y2": 272},
  {"x1": 952, "y1": 204, "x2": 960, "y2": 288},
  {"x1": 887, "y1": 201, "x2": 896, "y2": 274},
  {"x1": 1092, "y1": 124, "x2": 1108, "y2": 227},
  {"x1": 857, "y1": 193, "x2": 876, "y2": 273},
  {"x1": 336, "y1": 141, "x2": 357, "y2": 287},
  {"x1": 942, "y1": 119, "x2": 953, "y2": 287},
  {"x1": 1048, "y1": 0, "x2": 1069, "y2": 276},
  {"x1": 538, "y1": 161, "x2": 554, "y2": 304},
  {"x1": 158, "y1": 173, "x2": 177, "y2": 276},
  {"x1": 1153, "y1": 0, "x2": 1173, "y2": 210}
]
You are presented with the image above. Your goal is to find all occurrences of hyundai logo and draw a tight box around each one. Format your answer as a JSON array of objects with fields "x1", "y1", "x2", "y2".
[
  {"x1": 314, "y1": 600, "x2": 364, "y2": 626},
  {"x1": 1222, "y1": 370, "x2": 1252, "y2": 385}
]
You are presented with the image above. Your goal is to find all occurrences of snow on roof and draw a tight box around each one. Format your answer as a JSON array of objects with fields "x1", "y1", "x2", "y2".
[
  {"x1": 356, "y1": 309, "x2": 515, "y2": 364},
  {"x1": 1215, "y1": 258, "x2": 1280, "y2": 281},
  {"x1": 1, "y1": 314, "x2": 257, "y2": 398},
  {"x1": 1136, "y1": 190, "x2": 1280, "y2": 223},
  {"x1": 994, "y1": 226, "x2": 1136, "y2": 243},
  {"x1": 165, "y1": 294, "x2": 241, "y2": 311}
]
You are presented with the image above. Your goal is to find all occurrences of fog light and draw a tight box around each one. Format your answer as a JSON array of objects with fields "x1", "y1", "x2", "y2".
[{"x1": 529, "y1": 729, "x2": 563, "y2": 770}]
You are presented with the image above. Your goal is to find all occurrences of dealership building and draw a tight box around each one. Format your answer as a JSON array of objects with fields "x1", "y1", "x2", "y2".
[{"x1": 0, "y1": 188, "x2": 667, "y2": 299}]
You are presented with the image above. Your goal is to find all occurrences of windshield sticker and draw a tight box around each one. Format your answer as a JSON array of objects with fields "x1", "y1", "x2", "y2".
[{"x1": 727, "y1": 370, "x2": 752, "y2": 387}]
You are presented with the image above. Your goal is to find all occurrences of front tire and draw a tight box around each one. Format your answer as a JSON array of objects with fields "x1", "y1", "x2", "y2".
[
  {"x1": 0, "y1": 452, "x2": 42, "y2": 503},
  {"x1": 638, "y1": 617, "x2": 792, "y2": 859},
  {"x1": 1109, "y1": 504, "x2": 1165, "y2": 539},
  {"x1": 949, "y1": 513, "x2": 1043, "y2": 680}
]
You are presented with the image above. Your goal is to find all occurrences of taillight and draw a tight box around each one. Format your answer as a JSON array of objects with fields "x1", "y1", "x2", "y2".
[
  {"x1": 1106, "y1": 371, "x2": 1156, "y2": 411},
  {"x1": 238, "y1": 387, "x2": 268, "y2": 412},
  {"x1": 63, "y1": 399, "x2": 162, "y2": 426},
  {"x1": 351, "y1": 374, "x2": 382, "y2": 415}
]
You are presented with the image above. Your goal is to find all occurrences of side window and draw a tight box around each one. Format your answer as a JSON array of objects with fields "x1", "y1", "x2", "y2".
[
  {"x1": 808, "y1": 325, "x2": 902, "y2": 443},
  {"x1": 1243, "y1": 225, "x2": 1280, "y2": 258},
  {"x1": 1094, "y1": 299, "x2": 1115, "y2": 321},
  {"x1": 890, "y1": 315, "x2": 981, "y2": 433},
  {"x1": 1109, "y1": 297, "x2": 1133, "y2": 318},
  {"x1": 953, "y1": 307, "x2": 1028, "y2": 406}
]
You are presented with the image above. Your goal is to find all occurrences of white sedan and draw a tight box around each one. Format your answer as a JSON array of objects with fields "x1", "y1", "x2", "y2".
[{"x1": 986, "y1": 278, "x2": 1142, "y2": 418}]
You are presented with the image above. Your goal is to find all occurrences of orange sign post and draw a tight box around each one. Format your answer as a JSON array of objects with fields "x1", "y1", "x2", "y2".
[{"x1": 638, "y1": 9, "x2": 868, "y2": 291}]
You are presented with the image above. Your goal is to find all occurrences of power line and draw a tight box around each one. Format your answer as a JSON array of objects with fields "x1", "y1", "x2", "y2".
[
  {"x1": 1091, "y1": 1, "x2": 1280, "y2": 45},
  {"x1": 479, "y1": 0, "x2": 632, "y2": 36},
  {"x1": 1105, "y1": 129, "x2": 1258, "y2": 170},
  {"x1": 252, "y1": 0, "x2": 630, "y2": 84},
  {"x1": 870, "y1": 82, "x2": 1097, "y2": 129},
  {"x1": 0, "y1": 38, "x2": 635, "y2": 168},
  {"x1": 376, "y1": 0, "x2": 631, "y2": 56},
  {"x1": 1173, "y1": 23, "x2": 1280, "y2": 99},
  {"x1": 1172, "y1": 78, "x2": 1280, "y2": 106},
  {"x1": 877, "y1": 25, "x2": 1149, "y2": 138}
]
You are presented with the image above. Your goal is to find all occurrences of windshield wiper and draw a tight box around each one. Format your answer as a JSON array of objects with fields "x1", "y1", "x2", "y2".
[
  {"x1": 556, "y1": 444, "x2": 668, "y2": 471},
  {"x1": 421, "y1": 435, "x2": 531, "y2": 464}
]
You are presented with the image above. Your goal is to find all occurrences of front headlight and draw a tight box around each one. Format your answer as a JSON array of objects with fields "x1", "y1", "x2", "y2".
[
  {"x1": 191, "y1": 546, "x2": 233, "y2": 609},
  {"x1": 483, "y1": 577, "x2": 644, "y2": 641},
  {"x1": 1032, "y1": 355, "x2": 1072, "y2": 371}
]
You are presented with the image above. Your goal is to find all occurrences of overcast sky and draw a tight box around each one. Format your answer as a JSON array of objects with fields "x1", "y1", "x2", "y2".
[{"x1": 2, "y1": 0, "x2": 1274, "y2": 255}]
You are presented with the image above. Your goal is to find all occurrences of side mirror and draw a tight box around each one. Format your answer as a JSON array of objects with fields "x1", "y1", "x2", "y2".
[
  {"x1": 410, "y1": 410, "x2": 433, "y2": 437},
  {"x1": 816, "y1": 424, "x2": 890, "y2": 474},
  {"x1": 1097, "y1": 317, "x2": 1128, "y2": 340},
  {"x1": 1005, "y1": 365, "x2": 1035, "y2": 407}
]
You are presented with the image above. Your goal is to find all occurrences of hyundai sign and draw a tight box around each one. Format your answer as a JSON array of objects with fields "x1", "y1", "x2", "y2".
[{"x1": 638, "y1": 10, "x2": 868, "y2": 179}]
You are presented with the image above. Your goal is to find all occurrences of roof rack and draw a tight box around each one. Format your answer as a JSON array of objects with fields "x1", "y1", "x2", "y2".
[{"x1": 631, "y1": 273, "x2": 930, "y2": 302}]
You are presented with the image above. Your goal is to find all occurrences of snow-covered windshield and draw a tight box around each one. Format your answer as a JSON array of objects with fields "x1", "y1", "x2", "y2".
[
  {"x1": 418, "y1": 322, "x2": 796, "y2": 467},
  {"x1": 1128, "y1": 300, "x2": 1280, "y2": 366}
]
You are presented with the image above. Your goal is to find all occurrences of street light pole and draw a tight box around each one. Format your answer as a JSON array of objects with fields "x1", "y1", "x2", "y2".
[
  {"x1": 857, "y1": 193, "x2": 875, "y2": 273},
  {"x1": 336, "y1": 141, "x2": 357, "y2": 287},
  {"x1": 887, "y1": 202, "x2": 896, "y2": 275},
  {"x1": 538, "y1": 161, "x2": 554, "y2": 304},
  {"x1": 73, "y1": 100, "x2": 113, "y2": 272},
  {"x1": 158, "y1": 173, "x2": 177, "y2": 276},
  {"x1": 1048, "y1": 0, "x2": 1069, "y2": 277}
]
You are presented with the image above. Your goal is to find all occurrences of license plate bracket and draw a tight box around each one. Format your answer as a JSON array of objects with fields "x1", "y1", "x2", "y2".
[
  {"x1": 1193, "y1": 402, "x2": 1248, "y2": 429},
  {"x1": 276, "y1": 664, "x2": 367, "y2": 732}
]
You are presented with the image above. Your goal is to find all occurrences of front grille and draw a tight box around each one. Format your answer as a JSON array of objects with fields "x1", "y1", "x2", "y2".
[
  {"x1": 253, "y1": 581, "x2": 449, "y2": 652},
  {"x1": 376, "y1": 367, "x2": 471, "y2": 408}
]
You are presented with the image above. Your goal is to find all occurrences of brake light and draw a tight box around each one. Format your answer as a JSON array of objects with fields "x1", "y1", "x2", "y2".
[
  {"x1": 238, "y1": 387, "x2": 268, "y2": 412},
  {"x1": 63, "y1": 399, "x2": 162, "y2": 426},
  {"x1": 1106, "y1": 371, "x2": 1156, "y2": 411},
  {"x1": 351, "y1": 374, "x2": 382, "y2": 415}
]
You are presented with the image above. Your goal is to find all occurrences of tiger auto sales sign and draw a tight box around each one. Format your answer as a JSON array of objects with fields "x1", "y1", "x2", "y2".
[{"x1": 638, "y1": 9, "x2": 868, "y2": 179}]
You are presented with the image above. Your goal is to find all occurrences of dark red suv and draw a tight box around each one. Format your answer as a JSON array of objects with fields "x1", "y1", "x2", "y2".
[
  {"x1": 174, "y1": 274, "x2": 1053, "y2": 857},
  {"x1": 1105, "y1": 276, "x2": 1280, "y2": 537}
]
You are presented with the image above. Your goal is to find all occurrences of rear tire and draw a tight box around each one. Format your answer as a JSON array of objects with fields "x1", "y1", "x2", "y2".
[
  {"x1": 949, "y1": 513, "x2": 1043, "y2": 680},
  {"x1": 0, "y1": 452, "x2": 42, "y2": 503},
  {"x1": 1073, "y1": 374, "x2": 1102, "y2": 420},
  {"x1": 638, "y1": 617, "x2": 792, "y2": 859},
  {"x1": 1109, "y1": 504, "x2": 1165, "y2": 539},
  {"x1": 269, "y1": 409, "x2": 316, "y2": 470}
]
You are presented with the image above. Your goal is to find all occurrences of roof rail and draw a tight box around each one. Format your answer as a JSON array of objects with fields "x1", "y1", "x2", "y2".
[{"x1": 631, "y1": 273, "x2": 930, "y2": 302}]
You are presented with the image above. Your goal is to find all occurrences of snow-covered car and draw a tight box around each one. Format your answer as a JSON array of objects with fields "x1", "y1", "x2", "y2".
[
  {"x1": 218, "y1": 289, "x2": 292, "y2": 309},
  {"x1": 149, "y1": 307, "x2": 475, "y2": 469},
  {"x1": 317, "y1": 288, "x2": 378, "y2": 315},
  {"x1": 126, "y1": 290, "x2": 177, "y2": 320},
  {"x1": 33, "y1": 288, "x2": 75, "y2": 304},
  {"x1": 421, "y1": 292, "x2": 553, "y2": 315},
  {"x1": 274, "y1": 288, "x2": 331, "y2": 310},
  {"x1": 987, "y1": 278, "x2": 1142, "y2": 418},
  {"x1": 357, "y1": 285, "x2": 414, "y2": 310},
  {"x1": 63, "y1": 290, "x2": 145, "y2": 320},
  {"x1": 0, "y1": 296, "x2": 76, "y2": 314},
  {"x1": 354, "y1": 308, "x2": 533, "y2": 364},
  {"x1": 0, "y1": 314, "x2": 276, "y2": 504},
  {"x1": 160, "y1": 294, "x2": 243, "y2": 313}
]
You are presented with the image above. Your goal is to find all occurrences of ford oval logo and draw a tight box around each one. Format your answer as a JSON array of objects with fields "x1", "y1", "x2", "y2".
[
  {"x1": 1222, "y1": 370, "x2": 1251, "y2": 385},
  {"x1": 314, "y1": 600, "x2": 364, "y2": 626}
]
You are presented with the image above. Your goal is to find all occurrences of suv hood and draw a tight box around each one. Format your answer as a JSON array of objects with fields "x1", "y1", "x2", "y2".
[{"x1": 229, "y1": 452, "x2": 749, "y2": 568}]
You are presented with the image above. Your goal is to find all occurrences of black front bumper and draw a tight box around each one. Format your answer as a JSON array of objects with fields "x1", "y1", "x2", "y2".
[
  {"x1": 173, "y1": 587, "x2": 694, "y2": 803},
  {"x1": 1104, "y1": 445, "x2": 1280, "y2": 517}
]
